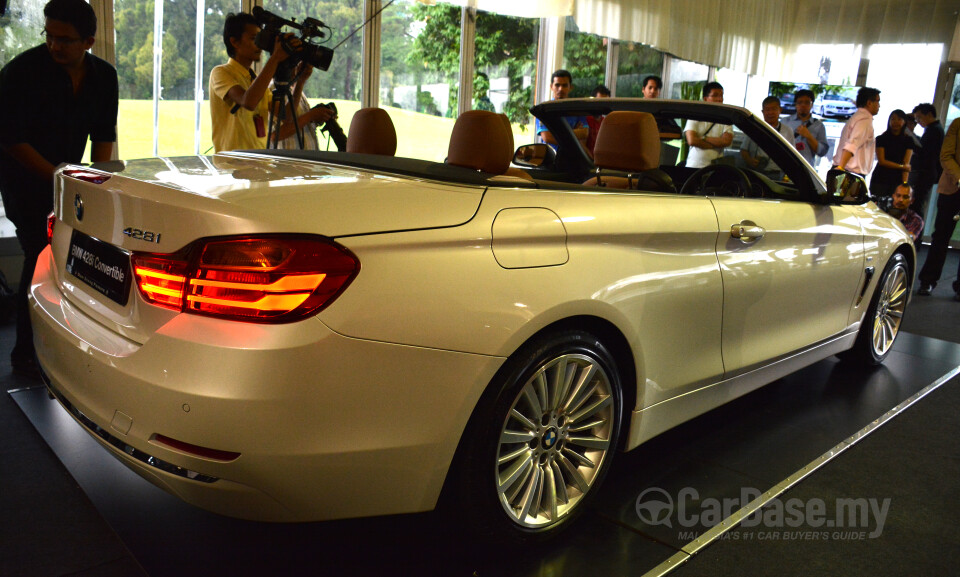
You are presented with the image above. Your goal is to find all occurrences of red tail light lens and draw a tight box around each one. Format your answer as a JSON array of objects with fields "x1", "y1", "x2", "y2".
[
  {"x1": 47, "y1": 212, "x2": 56, "y2": 244},
  {"x1": 132, "y1": 236, "x2": 358, "y2": 323},
  {"x1": 63, "y1": 169, "x2": 111, "y2": 184},
  {"x1": 132, "y1": 255, "x2": 189, "y2": 311}
]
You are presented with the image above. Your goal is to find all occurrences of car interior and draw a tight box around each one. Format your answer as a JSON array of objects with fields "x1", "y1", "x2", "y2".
[{"x1": 244, "y1": 106, "x2": 815, "y2": 204}]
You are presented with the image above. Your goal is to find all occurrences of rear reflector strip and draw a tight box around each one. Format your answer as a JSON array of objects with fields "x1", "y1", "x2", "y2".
[{"x1": 153, "y1": 434, "x2": 241, "y2": 462}]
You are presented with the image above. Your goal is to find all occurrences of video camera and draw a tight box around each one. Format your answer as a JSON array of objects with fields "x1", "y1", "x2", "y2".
[{"x1": 252, "y1": 6, "x2": 334, "y2": 72}]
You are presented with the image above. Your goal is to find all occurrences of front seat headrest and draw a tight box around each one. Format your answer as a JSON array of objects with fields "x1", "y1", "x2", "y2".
[
  {"x1": 593, "y1": 111, "x2": 660, "y2": 172},
  {"x1": 447, "y1": 110, "x2": 512, "y2": 174}
]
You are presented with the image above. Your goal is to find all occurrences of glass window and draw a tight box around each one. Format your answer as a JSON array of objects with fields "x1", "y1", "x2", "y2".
[
  {"x1": 261, "y1": 0, "x2": 362, "y2": 152},
  {"x1": 789, "y1": 44, "x2": 861, "y2": 86},
  {"x1": 379, "y1": 0, "x2": 459, "y2": 161},
  {"x1": 715, "y1": 68, "x2": 748, "y2": 108},
  {"x1": 113, "y1": 0, "x2": 239, "y2": 159},
  {"x1": 664, "y1": 56, "x2": 708, "y2": 101},
  {"x1": 474, "y1": 10, "x2": 539, "y2": 146},
  {"x1": 867, "y1": 43, "x2": 943, "y2": 133},
  {"x1": 157, "y1": 0, "x2": 199, "y2": 157},
  {"x1": 561, "y1": 16, "x2": 605, "y2": 99},
  {"x1": 615, "y1": 41, "x2": 662, "y2": 98},
  {"x1": 0, "y1": 0, "x2": 45, "y2": 68},
  {"x1": 946, "y1": 71, "x2": 960, "y2": 130},
  {"x1": 677, "y1": 112, "x2": 804, "y2": 198},
  {"x1": 0, "y1": 0, "x2": 46, "y2": 238},
  {"x1": 200, "y1": 1, "x2": 234, "y2": 153},
  {"x1": 113, "y1": 0, "x2": 156, "y2": 159}
]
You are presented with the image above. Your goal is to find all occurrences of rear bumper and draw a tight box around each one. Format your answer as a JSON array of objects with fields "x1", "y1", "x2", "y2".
[{"x1": 30, "y1": 245, "x2": 504, "y2": 522}]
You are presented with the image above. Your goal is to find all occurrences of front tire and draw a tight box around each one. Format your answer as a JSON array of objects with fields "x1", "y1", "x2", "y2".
[
  {"x1": 455, "y1": 330, "x2": 623, "y2": 542},
  {"x1": 844, "y1": 251, "x2": 910, "y2": 365}
]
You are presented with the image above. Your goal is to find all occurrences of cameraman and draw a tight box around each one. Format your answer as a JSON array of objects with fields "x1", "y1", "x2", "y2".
[{"x1": 210, "y1": 12, "x2": 332, "y2": 152}]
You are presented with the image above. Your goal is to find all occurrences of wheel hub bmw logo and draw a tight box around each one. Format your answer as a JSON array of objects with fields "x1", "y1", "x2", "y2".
[
  {"x1": 74, "y1": 193, "x2": 84, "y2": 221},
  {"x1": 543, "y1": 428, "x2": 558, "y2": 449}
]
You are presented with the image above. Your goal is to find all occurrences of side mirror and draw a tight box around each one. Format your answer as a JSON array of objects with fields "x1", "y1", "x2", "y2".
[
  {"x1": 513, "y1": 143, "x2": 556, "y2": 169},
  {"x1": 824, "y1": 169, "x2": 868, "y2": 204}
]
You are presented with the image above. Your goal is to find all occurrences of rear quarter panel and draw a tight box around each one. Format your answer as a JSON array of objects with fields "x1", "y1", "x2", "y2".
[{"x1": 321, "y1": 187, "x2": 726, "y2": 412}]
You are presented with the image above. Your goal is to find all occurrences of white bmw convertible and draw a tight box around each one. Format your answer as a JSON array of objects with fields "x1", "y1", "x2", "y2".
[{"x1": 31, "y1": 99, "x2": 913, "y2": 541}]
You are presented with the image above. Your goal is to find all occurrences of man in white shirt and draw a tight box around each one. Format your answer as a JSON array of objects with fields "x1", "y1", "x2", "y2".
[
  {"x1": 832, "y1": 87, "x2": 880, "y2": 176},
  {"x1": 684, "y1": 82, "x2": 733, "y2": 168}
]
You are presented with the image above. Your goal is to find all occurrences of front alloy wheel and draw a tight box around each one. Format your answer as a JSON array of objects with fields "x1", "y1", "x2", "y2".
[
  {"x1": 870, "y1": 256, "x2": 909, "y2": 357},
  {"x1": 843, "y1": 251, "x2": 910, "y2": 365}
]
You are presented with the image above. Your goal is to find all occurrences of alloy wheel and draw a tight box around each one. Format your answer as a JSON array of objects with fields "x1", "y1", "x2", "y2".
[
  {"x1": 871, "y1": 260, "x2": 908, "y2": 357},
  {"x1": 495, "y1": 353, "x2": 615, "y2": 528}
]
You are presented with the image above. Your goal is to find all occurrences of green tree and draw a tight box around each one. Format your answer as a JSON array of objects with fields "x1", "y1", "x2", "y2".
[
  {"x1": 1, "y1": 3, "x2": 46, "y2": 69},
  {"x1": 110, "y1": 0, "x2": 363, "y2": 101},
  {"x1": 562, "y1": 29, "x2": 605, "y2": 98},
  {"x1": 476, "y1": 10, "x2": 536, "y2": 128},
  {"x1": 616, "y1": 42, "x2": 663, "y2": 97},
  {"x1": 408, "y1": 4, "x2": 537, "y2": 127},
  {"x1": 291, "y1": 0, "x2": 364, "y2": 101},
  {"x1": 114, "y1": 0, "x2": 158, "y2": 98}
]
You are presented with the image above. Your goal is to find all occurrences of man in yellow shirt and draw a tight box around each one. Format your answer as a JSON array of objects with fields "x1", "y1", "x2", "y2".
[{"x1": 210, "y1": 12, "x2": 332, "y2": 152}]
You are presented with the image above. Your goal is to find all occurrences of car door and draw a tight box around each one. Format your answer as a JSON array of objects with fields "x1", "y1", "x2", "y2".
[{"x1": 711, "y1": 197, "x2": 865, "y2": 376}]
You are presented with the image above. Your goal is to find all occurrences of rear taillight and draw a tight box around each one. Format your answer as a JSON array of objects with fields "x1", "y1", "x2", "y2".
[
  {"x1": 47, "y1": 212, "x2": 56, "y2": 244},
  {"x1": 131, "y1": 236, "x2": 359, "y2": 323},
  {"x1": 132, "y1": 255, "x2": 189, "y2": 310}
]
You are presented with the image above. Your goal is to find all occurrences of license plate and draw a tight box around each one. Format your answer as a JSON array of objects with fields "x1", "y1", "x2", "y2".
[{"x1": 65, "y1": 230, "x2": 132, "y2": 306}]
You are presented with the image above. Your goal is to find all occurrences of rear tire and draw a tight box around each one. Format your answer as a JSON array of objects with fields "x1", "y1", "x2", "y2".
[
  {"x1": 842, "y1": 252, "x2": 909, "y2": 365},
  {"x1": 453, "y1": 329, "x2": 623, "y2": 543}
]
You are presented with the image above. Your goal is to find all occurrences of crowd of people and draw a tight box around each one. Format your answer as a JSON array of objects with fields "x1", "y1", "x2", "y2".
[
  {"x1": 826, "y1": 86, "x2": 958, "y2": 300},
  {"x1": 1, "y1": 4, "x2": 959, "y2": 377}
]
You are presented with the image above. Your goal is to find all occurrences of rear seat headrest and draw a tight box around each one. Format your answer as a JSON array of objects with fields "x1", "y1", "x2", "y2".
[{"x1": 346, "y1": 108, "x2": 397, "y2": 156}]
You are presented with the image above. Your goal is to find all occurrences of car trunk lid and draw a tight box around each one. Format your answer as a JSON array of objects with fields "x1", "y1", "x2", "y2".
[{"x1": 48, "y1": 155, "x2": 484, "y2": 343}]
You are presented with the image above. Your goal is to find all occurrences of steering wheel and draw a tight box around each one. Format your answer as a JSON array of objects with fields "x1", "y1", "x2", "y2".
[{"x1": 679, "y1": 164, "x2": 753, "y2": 197}]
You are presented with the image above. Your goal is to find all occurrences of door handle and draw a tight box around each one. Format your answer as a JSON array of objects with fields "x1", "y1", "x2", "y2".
[{"x1": 730, "y1": 221, "x2": 765, "y2": 241}]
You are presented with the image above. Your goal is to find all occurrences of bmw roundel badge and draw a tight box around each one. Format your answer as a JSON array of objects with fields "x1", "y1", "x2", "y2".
[
  {"x1": 74, "y1": 193, "x2": 84, "y2": 221},
  {"x1": 543, "y1": 428, "x2": 557, "y2": 449}
]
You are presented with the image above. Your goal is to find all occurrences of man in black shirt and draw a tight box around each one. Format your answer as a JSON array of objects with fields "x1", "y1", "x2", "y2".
[
  {"x1": 910, "y1": 103, "x2": 944, "y2": 216},
  {"x1": 0, "y1": 0, "x2": 118, "y2": 375}
]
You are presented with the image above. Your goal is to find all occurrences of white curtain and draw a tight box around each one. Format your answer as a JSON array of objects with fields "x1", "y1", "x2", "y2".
[
  {"x1": 791, "y1": 0, "x2": 958, "y2": 47},
  {"x1": 573, "y1": 0, "x2": 960, "y2": 77}
]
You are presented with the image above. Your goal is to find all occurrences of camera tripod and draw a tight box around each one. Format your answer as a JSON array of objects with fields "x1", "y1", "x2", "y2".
[{"x1": 266, "y1": 76, "x2": 306, "y2": 150}]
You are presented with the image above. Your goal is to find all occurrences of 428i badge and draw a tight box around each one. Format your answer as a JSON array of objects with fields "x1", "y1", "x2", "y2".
[{"x1": 122, "y1": 227, "x2": 162, "y2": 243}]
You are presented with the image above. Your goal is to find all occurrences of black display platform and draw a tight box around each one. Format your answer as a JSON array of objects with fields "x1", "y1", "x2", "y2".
[{"x1": 10, "y1": 332, "x2": 960, "y2": 576}]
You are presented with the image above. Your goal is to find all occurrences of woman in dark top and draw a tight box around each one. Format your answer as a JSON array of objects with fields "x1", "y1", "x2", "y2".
[{"x1": 872, "y1": 109, "x2": 916, "y2": 208}]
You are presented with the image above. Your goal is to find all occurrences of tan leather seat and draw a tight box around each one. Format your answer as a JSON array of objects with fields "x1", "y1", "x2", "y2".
[
  {"x1": 447, "y1": 110, "x2": 513, "y2": 175},
  {"x1": 584, "y1": 111, "x2": 674, "y2": 192},
  {"x1": 346, "y1": 108, "x2": 397, "y2": 156}
]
